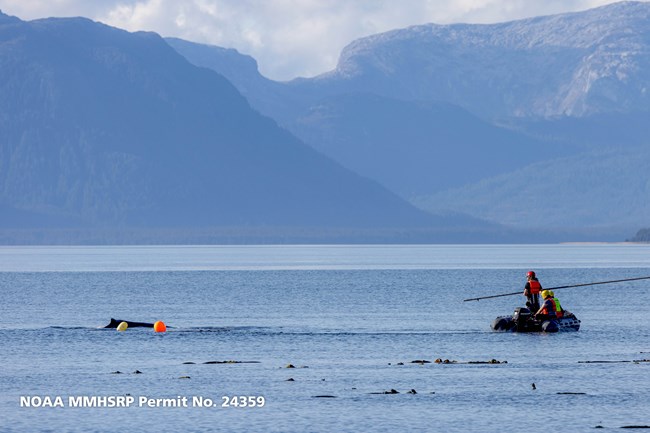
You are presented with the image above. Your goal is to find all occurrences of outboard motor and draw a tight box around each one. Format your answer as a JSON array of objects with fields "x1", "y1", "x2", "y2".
[{"x1": 512, "y1": 307, "x2": 531, "y2": 332}]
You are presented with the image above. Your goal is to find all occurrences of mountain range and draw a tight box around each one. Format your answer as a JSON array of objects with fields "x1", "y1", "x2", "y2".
[
  {"x1": 2, "y1": 10, "x2": 476, "y2": 243},
  {"x1": 169, "y1": 1, "x2": 650, "y2": 240},
  {"x1": 2, "y1": 2, "x2": 649, "y2": 243}
]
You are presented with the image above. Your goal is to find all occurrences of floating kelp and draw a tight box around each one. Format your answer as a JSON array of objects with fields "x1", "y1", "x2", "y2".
[
  {"x1": 282, "y1": 364, "x2": 308, "y2": 369},
  {"x1": 182, "y1": 360, "x2": 260, "y2": 364},
  {"x1": 393, "y1": 358, "x2": 507, "y2": 365},
  {"x1": 369, "y1": 388, "x2": 423, "y2": 395},
  {"x1": 578, "y1": 359, "x2": 650, "y2": 364},
  {"x1": 434, "y1": 358, "x2": 507, "y2": 364}
]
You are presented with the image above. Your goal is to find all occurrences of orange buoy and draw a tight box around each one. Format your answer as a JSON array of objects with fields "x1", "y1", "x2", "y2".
[{"x1": 153, "y1": 321, "x2": 167, "y2": 333}]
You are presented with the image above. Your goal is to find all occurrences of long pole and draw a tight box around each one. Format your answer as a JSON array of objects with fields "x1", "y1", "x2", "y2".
[{"x1": 462, "y1": 276, "x2": 650, "y2": 302}]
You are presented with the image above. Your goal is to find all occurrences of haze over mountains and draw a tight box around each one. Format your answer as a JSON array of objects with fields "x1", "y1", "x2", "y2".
[
  {"x1": 1, "y1": 2, "x2": 649, "y2": 243},
  {"x1": 0, "y1": 9, "x2": 496, "y2": 243},
  {"x1": 169, "y1": 1, "x2": 650, "y2": 240}
]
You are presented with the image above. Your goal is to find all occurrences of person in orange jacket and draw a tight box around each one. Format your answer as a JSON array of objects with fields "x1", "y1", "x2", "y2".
[
  {"x1": 535, "y1": 290, "x2": 558, "y2": 321},
  {"x1": 524, "y1": 271, "x2": 542, "y2": 312}
]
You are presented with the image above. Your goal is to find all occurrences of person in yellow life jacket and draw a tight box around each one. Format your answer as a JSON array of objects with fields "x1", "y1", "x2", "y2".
[
  {"x1": 549, "y1": 290, "x2": 563, "y2": 318},
  {"x1": 534, "y1": 290, "x2": 558, "y2": 321},
  {"x1": 524, "y1": 271, "x2": 542, "y2": 312}
]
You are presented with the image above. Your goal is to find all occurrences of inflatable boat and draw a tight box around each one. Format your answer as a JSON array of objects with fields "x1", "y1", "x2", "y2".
[{"x1": 491, "y1": 307, "x2": 580, "y2": 333}]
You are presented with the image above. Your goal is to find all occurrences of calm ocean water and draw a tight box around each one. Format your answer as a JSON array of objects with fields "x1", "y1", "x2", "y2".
[{"x1": 1, "y1": 244, "x2": 649, "y2": 432}]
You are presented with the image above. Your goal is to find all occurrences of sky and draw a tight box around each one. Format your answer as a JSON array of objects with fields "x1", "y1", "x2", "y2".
[{"x1": 0, "y1": 0, "x2": 644, "y2": 80}]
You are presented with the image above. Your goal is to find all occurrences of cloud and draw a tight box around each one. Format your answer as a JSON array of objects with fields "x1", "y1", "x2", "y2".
[
  {"x1": 0, "y1": 0, "x2": 644, "y2": 80},
  {"x1": 0, "y1": 0, "x2": 129, "y2": 21}
]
